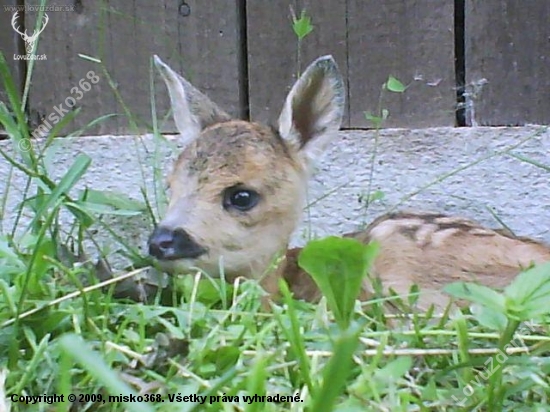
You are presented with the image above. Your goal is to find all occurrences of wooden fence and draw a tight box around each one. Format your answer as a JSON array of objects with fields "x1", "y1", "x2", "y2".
[{"x1": 0, "y1": 0, "x2": 549, "y2": 136}]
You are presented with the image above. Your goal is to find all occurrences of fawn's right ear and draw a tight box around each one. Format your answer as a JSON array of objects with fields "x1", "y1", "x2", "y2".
[
  {"x1": 153, "y1": 55, "x2": 231, "y2": 147},
  {"x1": 277, "y1": 55, "x2": 345, "y2": 169}
]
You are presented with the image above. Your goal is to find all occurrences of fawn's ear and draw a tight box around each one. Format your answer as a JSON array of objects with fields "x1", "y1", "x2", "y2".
[
  {"x1": 277, "y1": 55, "x2": 345, "y2": 167},
  {"x1": 154, "y1": 55, "x2": 231, "y2": 147}
]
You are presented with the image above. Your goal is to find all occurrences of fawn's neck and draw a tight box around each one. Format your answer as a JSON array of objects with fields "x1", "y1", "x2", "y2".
[
  {"x1": 259, "y1": 247, "x2": 322, "y2": 303},
  {"x1": 260, "y1": 235, "x2": 374, "y2": 305}
]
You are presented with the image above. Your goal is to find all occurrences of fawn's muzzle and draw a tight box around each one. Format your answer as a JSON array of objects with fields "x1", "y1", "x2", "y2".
[{"x1": 148, "y1": 227, "x2": 207, "y2": 260}]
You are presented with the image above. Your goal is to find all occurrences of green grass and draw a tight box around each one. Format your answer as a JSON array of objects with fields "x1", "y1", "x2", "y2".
[{"x1": 2, "y1": 11, "x2": 550, "y2": 411}]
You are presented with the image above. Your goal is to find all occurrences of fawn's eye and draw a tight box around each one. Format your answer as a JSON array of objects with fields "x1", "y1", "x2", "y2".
[{"x1": 223, "y1": 186, "x2": 260, "y2": 212}]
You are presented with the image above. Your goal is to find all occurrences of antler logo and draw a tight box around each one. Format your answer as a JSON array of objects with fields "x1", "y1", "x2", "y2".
[{"x1": 11, "y1": 11, "x2": 49, "y2": 55}]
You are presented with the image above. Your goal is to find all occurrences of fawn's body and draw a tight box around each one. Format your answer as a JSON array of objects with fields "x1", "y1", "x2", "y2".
[{"x1": 148, "y1": 55, "x2": 550, "y2": 311}]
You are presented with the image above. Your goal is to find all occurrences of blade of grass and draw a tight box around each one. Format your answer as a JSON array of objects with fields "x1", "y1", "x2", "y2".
[
  {"x1": 309, "y1": 322, "x2": 362, "y2": 412},
  {"x1": 276, "y1": 280, "x2": 314, "y2": 394},
  {"x1": 0, "y1": 52, "x2": 28, "y2": 138},
  {"x1": 59, "y1": 334, "x2": 155, "y2": 412},
  {"x1": 27, "y1": 153, "x2": 91, "y2": 232},
  {"x1": 508, "y1": 152, "x2": 550, "y2": 172}
]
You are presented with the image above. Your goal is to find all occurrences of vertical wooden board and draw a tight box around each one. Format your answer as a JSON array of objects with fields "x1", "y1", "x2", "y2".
[
  {"x1": 246, "y1": 1, "x2": 296, "y2": 126},
  {"x1": 465, "y1": 1, "x2": 550, "y2": 126},
  {"x1": 297, "y1": 0, "x2": 349, "y2": 127},
  {"x1": 24, "y1": 1, "x2": 111, "y2": 136},
  {"x1": 347, "y1": 0, "x2": 456, "y2": 128},
  {"x1": 0, "y1": 0, "x2": 24, "y2": 130},
  {"x1": 27, "y1": 0, "x2": 241, "y2": 136},
  {"x1": 246, "y1": 0, "x2": 349, "y2": 126},
  {"x1": 109, "y1": 0, "x2": 242, "y2": 133}
]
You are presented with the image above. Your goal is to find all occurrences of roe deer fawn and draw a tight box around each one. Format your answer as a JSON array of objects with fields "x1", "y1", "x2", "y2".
[{"x1": 148, "y1": 55, "x2": 550, "y2": 311}]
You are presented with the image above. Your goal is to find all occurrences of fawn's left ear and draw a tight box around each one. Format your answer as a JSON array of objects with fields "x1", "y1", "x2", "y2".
[
  {"x1": 154, "y1": 55, "x2": 231, "y2": 147},
  {"x1": 277, "y1": 55, "x2": 345, "y2": 168}
]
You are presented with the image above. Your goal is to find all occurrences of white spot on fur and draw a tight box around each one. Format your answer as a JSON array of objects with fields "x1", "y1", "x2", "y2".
[
  {"x1": 414, "y1": 223, "x2": 438, "y2": 247},
  {"x1": 430, "y1": 228, "x2": 461, "y2": 247},
  {"x1": 468, "y1": 227, "x2": 495, "y2": 236},
  {"x1": 369, "y1": 218, "x2": 423, "y2": 240}
]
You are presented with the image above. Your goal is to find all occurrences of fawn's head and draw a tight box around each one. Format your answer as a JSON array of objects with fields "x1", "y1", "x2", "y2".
[{"x1": 148, "y1": 55, "x2": 345, "y2": 280}]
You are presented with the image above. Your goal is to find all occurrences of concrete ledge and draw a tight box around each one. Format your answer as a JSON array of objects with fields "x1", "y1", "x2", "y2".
[{"x1": 1, "y1": 126, "x2": 549, "y2": 268}]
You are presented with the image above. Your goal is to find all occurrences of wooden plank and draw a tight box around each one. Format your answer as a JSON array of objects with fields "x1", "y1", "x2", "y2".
[
  {"x1": 246, "y1": 1, "x2": 296, "y2": 126},
  {"x1": 0, "y1": 1, "x2": 24, "y2": 133},
  {"x1": 297, "y1": 0, "x2": 349, "y2": 127},
  {"x1": 26, "y1": 0, "x2": 241, "y2": 136},
  {"x1": 246, "y1": 0, "x2": 349, "y2": 127},
  {"x1": 465, "y1": 0, "x2": 550, "y2": 126},
  {"x1": 347, "y1": 0, "x2": 456, "y2": 128},
  {"x1": 23, "y1": 1, "x2": 107, "y2": 135}
]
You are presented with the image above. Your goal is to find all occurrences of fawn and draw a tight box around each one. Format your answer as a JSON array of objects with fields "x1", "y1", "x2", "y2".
[{"x1": 148, "y1": 55, "x2": 550, "y2": 311}]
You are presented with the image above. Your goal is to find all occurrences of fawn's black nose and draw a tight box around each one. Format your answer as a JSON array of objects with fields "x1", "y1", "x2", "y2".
[{"x1": 148, "y1": 227, "x2": 207, "y2": 260}]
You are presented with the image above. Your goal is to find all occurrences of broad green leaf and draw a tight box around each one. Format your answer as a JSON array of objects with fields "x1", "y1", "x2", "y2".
[
  {"x1": 386, "y1": 75, "x2": 406, "y2": 93},
  {"x1": 298, "y1": 236, "x2": 378, "y2": 330},
  {"x1": 470, "y1": 304, "x2": 507, "y2": 331},
  {"x1": 501, "y1": 263, "x2": 550, "y2": 321},
  {"x1": 444, "y1": 282, "x2": 505, "y2": 313},
  {"x1": 504, "y1": 262, "x2": 550, "y2": 304},
  {"x1": 292, "y1": 10, "x2": 314, "y2": 40}
]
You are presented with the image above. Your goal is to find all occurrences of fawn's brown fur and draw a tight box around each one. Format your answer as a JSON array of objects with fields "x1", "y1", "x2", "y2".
[{"x1": 148, "y1": 55, "x2": 550, "y2": 311}]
